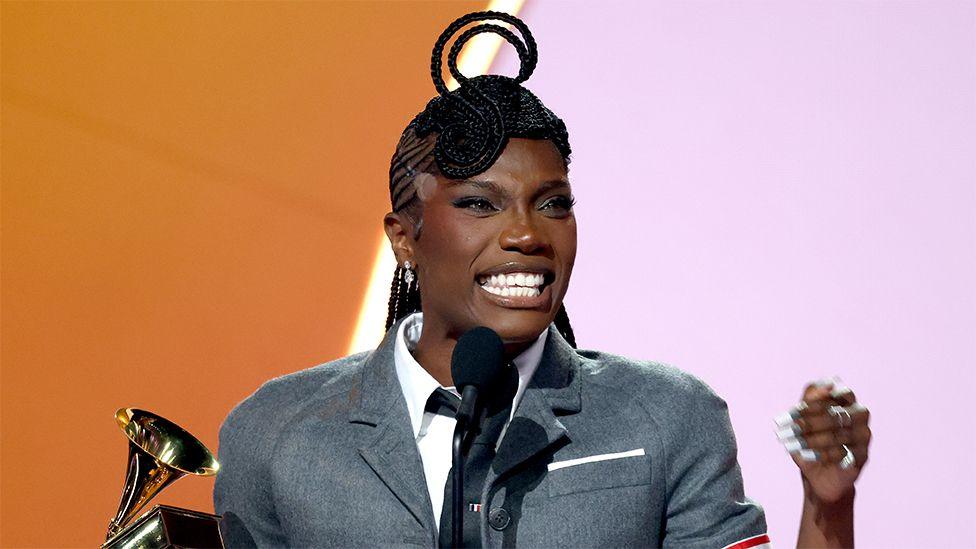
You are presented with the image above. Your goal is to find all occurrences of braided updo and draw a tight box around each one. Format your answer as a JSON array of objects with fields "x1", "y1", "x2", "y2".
[{"x1": 385, "y1": 11, "x2": 577, "y2": 348}]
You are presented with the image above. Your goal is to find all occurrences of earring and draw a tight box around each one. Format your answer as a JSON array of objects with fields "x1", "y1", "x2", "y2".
[{"x1": 403, "y1": 260, "x2": 415, "y2": 286}]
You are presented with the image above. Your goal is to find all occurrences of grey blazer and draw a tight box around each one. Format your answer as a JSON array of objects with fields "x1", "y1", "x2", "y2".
[{"x1": 214, "y1": 322, "x2": 766, "y2": 548}]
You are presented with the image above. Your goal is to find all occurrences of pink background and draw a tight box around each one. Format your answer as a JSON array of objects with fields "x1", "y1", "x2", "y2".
[{"x1": 497, "y1": 1, "x2": 975, "y2": 547}]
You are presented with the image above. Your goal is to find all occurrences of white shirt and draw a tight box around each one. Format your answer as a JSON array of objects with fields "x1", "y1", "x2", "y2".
[{"x1": 392, "y1": 312, "x2": 548, "y2": 530}]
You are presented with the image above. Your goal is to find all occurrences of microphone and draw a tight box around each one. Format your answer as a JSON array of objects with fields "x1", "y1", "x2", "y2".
[
  {"x1": 448, "y1": 326, "x2": 506, "y2": 548},
  {"x1": 450, "y1": 326, "x2": 506, "y2": 428}
]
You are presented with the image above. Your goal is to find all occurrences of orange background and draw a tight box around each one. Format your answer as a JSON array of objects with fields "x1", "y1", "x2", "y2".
[{"x1": 1, "y1": 2, "x2": 482, "y2": 546}]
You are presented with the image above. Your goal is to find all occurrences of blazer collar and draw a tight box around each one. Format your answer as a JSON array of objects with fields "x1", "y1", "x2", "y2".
[
  {"x1": 348, "y1": 319, "x2": 404, "y2": 426},
  {"x1": 347, "y1": 318, "x2": 437, "y2": 536},
  {"x1": 528, "y1": 324, "x2": 582, "y2": 415},
  {"x1": 493, "y1": 324, "x2": 580, "y2": 467},
  {"x1": 349, "y1": 320, "x2": 581, "y2": 424}
]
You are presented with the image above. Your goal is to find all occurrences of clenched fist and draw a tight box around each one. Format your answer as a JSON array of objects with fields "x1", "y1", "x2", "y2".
[{"x1": 776, "y1": 379, "x2": 872, "y2": 503}]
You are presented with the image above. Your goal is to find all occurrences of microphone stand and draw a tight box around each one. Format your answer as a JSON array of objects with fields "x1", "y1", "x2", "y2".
[
  {"x1": 452, "y1": 384, "x2": 479, "y2": 548},
  {"x1": 451, "y1": 418, "x2": 467, "y2": 549}
]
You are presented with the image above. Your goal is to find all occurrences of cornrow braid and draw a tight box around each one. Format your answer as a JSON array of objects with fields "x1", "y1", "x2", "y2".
[
  {"x1": 383, "y1": 11, "x2": 578, "y2": 348},
  {"x1": 384, "y1": 265, "x2": 422, "y2": 332},
  {"x1": 389, "y1": 129, "x2": 438, "y2": 215}
]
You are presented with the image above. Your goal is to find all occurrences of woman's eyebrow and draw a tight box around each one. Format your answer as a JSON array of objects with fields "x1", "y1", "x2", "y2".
[
  {"x1": 450, "y1": 178, "x2": 570, "y2": 197},
  {"x1": 531, "y1": 179, "x2": 571, "y2": 200}
]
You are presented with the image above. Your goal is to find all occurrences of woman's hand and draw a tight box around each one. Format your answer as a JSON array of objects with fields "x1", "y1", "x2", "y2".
[
  {"x1": 777, "y1": 379, "x2": 872, "y2": 548},
  {"x1": 776, "y1": 379, "x2": 872, "y2": 501}
]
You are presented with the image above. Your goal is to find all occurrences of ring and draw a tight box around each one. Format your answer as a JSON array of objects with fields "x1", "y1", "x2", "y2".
[
  {"x1": 828, "y1": 405, "x2": 853, "y2": 428},
  {"x1": 839, "y1": 444, "x2": 856, "y2": 470},
  {"x1": 788, "y1": 401, "x2": 809, "y2": 421}
]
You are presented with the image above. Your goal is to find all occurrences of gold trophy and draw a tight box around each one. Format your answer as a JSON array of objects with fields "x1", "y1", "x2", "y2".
[{"x1": 103, "y1": 408, "x2": 223, "y2": 549}]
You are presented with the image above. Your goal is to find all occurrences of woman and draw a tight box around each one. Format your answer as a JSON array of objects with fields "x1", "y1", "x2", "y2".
[{"x1": 215, "y1": 11, "x2": 870, "y2": 548}]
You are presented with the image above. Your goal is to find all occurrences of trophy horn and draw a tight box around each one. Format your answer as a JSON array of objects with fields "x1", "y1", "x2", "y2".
[{"x1": 106, "y1": 408, "x2": 219, "y2": 540}]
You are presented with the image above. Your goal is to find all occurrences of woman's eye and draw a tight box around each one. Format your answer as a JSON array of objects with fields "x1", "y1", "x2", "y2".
[
  {"x1": 452, "y1": 197, "x2": 499, "y2": 213},
  {"x1": 540, "y1": 195, "x2": 576, "y2": 216}
]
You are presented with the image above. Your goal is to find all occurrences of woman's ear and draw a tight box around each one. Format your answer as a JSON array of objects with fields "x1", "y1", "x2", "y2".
[{"x1": 384, "y1": 212, "x2": 415, "y2": 265}]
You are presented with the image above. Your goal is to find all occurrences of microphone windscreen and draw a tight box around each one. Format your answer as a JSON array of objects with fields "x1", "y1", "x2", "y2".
[{"x1": 450, "y1": 327, "x2": 506, "y2": 391}]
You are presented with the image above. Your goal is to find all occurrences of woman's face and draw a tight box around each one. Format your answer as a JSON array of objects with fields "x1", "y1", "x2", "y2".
[{"x1": 391, "y1": 138, "x2": 577, "y2": 346}]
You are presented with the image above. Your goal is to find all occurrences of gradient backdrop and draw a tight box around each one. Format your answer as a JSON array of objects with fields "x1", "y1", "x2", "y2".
[{"x1": 2, "y1": 1, "x2": 974, "y2": 548}]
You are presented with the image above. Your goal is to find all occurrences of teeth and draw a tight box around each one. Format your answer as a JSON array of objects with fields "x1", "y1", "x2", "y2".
[{"x1": 477, "y1": 271, "x2": 548, "y2": 297}]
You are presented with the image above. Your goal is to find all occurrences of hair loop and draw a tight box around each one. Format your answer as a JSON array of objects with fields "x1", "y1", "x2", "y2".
[
  {"x1": 446, "y1": 24, "x2": 531, "y2": 89},
  {"x1": 430, "y1": 11, "x2": 537, "y2": 97}
]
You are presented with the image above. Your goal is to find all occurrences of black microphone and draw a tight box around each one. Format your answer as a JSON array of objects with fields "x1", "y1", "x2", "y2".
[
  {"x1": 448, "y1": 326, "x2": 505, "y2": 549},
  {"x1": 450, "y1": 326, "x2": 506, "y2": 428}
]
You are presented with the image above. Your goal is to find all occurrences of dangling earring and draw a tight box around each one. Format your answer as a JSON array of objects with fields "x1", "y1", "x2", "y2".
[{"x1": 403, "y1": 260, "x2": 415, "y2": 286}]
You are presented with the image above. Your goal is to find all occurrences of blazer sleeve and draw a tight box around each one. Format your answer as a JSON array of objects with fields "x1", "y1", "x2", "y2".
[
  {"x1": 213, "y1": 395, "x2": 289, "y2": 548},
  {"x1": 661, "y1": 380, "x2": 769, "y2": 549}
]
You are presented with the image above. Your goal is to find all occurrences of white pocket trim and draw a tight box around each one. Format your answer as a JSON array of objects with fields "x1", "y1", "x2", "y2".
[{"x1": 546, "y1": 448, "x2": 645, "y2": 472}]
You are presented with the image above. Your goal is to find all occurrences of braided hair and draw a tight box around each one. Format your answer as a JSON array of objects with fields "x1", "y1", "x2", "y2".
[{"x1": 384, "y1": 11, "x2": 577, "y2": 349}]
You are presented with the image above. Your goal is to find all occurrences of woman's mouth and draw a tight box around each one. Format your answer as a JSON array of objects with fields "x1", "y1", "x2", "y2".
[
  {"x1": 475, "y1": 270, "x2": 554, "y2": 309},
  {"x1": 477, "y1": 272, "x2": 546, "y2": 297}
]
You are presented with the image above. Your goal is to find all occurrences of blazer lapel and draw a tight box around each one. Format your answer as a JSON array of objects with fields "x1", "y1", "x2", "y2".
[
  {"x1": 348, "y1": 322, "x2": 437, "y2": 534},
  {"x1": 488, "y1": 325, "x2": 582, "y2": 483}
]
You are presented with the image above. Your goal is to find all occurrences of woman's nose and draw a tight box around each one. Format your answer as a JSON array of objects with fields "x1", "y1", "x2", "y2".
[{"x1": 499, "y1": 213, "x2": 550, "y2": 255}]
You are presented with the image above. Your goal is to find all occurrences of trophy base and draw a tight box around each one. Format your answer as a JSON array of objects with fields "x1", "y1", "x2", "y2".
[{"x1": 102, "y1": 505, "x2": 224, "y2": 549}]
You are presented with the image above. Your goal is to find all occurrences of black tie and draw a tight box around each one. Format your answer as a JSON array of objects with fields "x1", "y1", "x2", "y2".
[
  {"x1": 435, "y1": 365, "x2": 518, "y2": 549},
  {"x1": 426, "y1": 387, "x2": 460, "y2": 418}
]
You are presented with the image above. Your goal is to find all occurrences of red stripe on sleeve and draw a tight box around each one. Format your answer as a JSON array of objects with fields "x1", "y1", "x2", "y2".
[{"x1": 722, "y1": 533, "x2": 771, "y2": 549}]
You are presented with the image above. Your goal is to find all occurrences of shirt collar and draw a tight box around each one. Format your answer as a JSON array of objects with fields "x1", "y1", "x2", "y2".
[{"x1": 392, "y1": 312, "x2": 548, "y2": 438}]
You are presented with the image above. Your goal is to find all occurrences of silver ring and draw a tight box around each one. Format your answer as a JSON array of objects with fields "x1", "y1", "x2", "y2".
[
  {"x1": 788, "y1": 401, "x2": 809, "y2": 421},
  {"x1": 828, "y1": 405, "x2": 853, "y2": 428},
  {"x1": 798, "y1": 448, "x2": 820, "y2": 462},
  {"x1": 839, "y1": 444, "x2": 856, "y2": 470}
]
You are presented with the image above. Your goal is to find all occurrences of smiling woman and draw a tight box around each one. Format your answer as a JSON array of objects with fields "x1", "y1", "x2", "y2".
[
  {"x1": 213, "y1": 10, "x2": 869, "y2": 549},
  {"x1": 386, "y1": 137, "x2": 577, "y2": 384}
]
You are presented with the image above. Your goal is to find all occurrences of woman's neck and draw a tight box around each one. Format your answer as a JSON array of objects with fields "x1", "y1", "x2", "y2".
[{"x1": 411, "y1": 317, "x2": 536, "y2": 387}]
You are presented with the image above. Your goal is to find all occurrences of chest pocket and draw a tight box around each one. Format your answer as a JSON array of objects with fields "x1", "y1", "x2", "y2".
[{"x1": 544, "y1": 449, "x2": 651, "y2": 497}]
